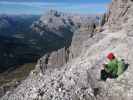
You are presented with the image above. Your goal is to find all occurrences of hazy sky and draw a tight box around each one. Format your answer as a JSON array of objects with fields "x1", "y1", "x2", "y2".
[{"x1": 0, "y1": 0, "x2": 111, "y2": 15}]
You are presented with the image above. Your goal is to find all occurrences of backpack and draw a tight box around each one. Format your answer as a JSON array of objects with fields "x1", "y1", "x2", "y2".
[{"x1": 117, "y1": 59, "x2": 125, "y2": 76}]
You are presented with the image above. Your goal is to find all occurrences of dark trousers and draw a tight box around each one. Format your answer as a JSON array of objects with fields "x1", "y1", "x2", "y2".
[{"x1": 100, "y1": 70, "x2": 118, "y2": 81}]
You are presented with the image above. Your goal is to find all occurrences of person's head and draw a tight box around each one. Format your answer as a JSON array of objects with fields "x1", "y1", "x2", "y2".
[{"x1": 107, "y1": 52, "x2": 115, "y2": 61}]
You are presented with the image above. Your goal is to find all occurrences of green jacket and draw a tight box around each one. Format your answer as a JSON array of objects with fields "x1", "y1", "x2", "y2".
[{"x1": 105, "y1": 59, "x2": 125, "y2": 76}]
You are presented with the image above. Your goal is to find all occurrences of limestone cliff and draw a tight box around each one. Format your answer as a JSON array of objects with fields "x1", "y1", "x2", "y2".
[
  {"x1": 106, "y1": 0, "x2": 133, "y2": 33},
  {"x1": 2, "y1": 0, "x2": 133, "y2": 100},
  {"x1": 31, "y1": 10, "x2": 99, "y2": 70},
  {"x1": 0, "y1": 10, "x2": 99, "y2": 97}
]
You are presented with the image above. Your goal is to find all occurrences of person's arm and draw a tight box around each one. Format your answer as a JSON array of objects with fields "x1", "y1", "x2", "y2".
[
  {"x1": 105, "y1": 62, "x2": 113, "y2": 73},
  {"x1": 103, "y1": 64, "x2": 109, "y2": 72}
]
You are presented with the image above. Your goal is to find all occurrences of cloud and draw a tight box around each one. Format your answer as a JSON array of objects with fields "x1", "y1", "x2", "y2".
[
  {"x1": 0, "y1": 1, "x2": 71, "y2": 9},
  {"x1": 79, "y1": 3, "x2": 107, "y2": 8},
  {"x1": 0, "y1": 0, "x2": 111, "y2": 3},
  {"x1": 0, "y1": 1, "x2": 108, "y2": 15},
  {"x1": 0, "y1": 1, "x2": 65, "y2": 6}
]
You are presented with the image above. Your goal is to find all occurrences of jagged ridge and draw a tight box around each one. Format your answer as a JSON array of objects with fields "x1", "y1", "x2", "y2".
[{"x1": 2, "y1": 0, "x2": 133, "y2": 100}]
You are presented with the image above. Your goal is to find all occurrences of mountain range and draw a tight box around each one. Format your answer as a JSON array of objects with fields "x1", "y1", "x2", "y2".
[
  {"x1": 1, "y1": 0, "x2": 133, "y2": 99},
  {"x1": 0, "y1": 10, "x2": 99, "y2": 97}
]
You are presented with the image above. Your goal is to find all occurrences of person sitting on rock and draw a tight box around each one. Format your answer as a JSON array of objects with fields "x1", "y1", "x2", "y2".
[{"x1": 101, "y1": 52, "x2": 126, "y2": 81}]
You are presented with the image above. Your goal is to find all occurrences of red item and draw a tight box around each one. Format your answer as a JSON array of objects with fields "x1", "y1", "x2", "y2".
[{"x1": 107, "y1": 53, "x2": 115, "y2": 60}]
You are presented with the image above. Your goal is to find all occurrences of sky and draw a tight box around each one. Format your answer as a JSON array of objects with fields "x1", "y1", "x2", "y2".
[{"x1": 0, "y1": 0, "x2": 111, "y2": 15}]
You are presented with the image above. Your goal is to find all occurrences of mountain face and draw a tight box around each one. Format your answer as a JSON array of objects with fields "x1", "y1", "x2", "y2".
[
  {"x1": 31, "y1": 10, "x2": 99, "y2": 67},
  {"x1": 32, "y1": 10, "x2": 98, "y2": 39},
  {"x1": 0, "y1": 15, "x2": 39, "y2": 36},
  {"x1": 106, "y1": 0, "x2": 133, "y2": 33},
  {"x1": 0, "y1": 8, "x2": 122, "y2": 100},
  {"x1": 0, "y1": 15, "x2": 43, "y2": 72},
  {"x1": 0, "y1": 11, "x2": 99, "y2": 97},
  {"x1": 0, "y1": 12, "x2": 102, "y2": 99},
  {"x1": 3, "y1": 0, "x2": 133, "y2": 99}
]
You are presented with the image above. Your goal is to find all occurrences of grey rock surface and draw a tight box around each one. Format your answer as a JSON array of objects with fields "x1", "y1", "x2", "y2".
[
  {"x1": 106, "y1": 0, "x2": 133, "y2": 33},
  {"x1": 2, "y1": 0, "x2": 133, "y2": 100},
  {"x1": 31, "y1": 10, "x2": 99, "y2": 69},
  {"x1": 2, "y1": 29, "x2": 133, "y2": 100},
  {"x1": 0, "y1": 10, "x2": 98, "y2": 98},
  {"x1": 31, "y1": 10, "x2": 98, "y2": 38}
]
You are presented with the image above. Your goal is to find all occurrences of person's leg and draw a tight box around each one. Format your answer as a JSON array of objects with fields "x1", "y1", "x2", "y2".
[
  {"x1": 100, "y1": 70, "x2": 108, "y2": 81},
  {"x1": 108, "y1": 73, "x2": 118, "y2": 79}
]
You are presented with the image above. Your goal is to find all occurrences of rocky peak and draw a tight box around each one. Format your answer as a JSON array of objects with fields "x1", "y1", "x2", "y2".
[
  {"x1": 31, "y1": 10, "x2": 99, "y2": 70},
  {"x1": 4, "y1": 1, "x2": 133, "y2": 99},
  {"x1": 32, "y1": 10, "x2": 73, "y2": 38},
  {"x1": 46, "y1": 9, "x2": 63, "y2": 17},
  {"x1": 106, "y1": 0, "x2": 133, "y2": 32},
  {"x1": 32, "y1": 10, "x2": 99, "y2": 37}
]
